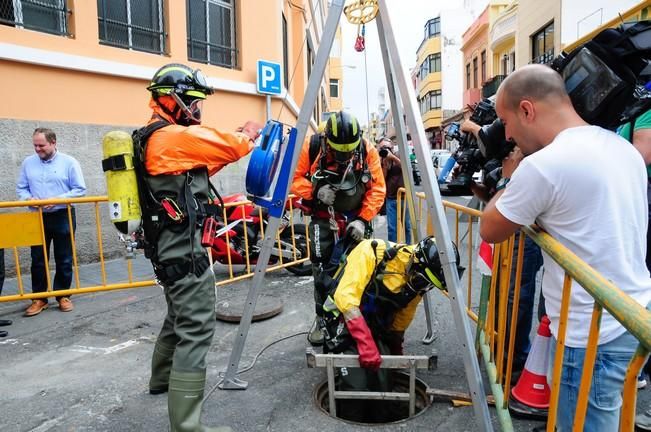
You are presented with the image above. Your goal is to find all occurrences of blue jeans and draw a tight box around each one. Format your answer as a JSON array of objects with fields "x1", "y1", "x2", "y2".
[
  {"x1": 386, "y1": 198, "x2": 411, "y2": 244},
  {"x1": 550, "y1": 330, "x2": 638, "y2": 431},
  {"x1": 30, "y1": 208, "x2": 76, "y2": 300},
  {"x1": 506, "y1": 233, "x2": 543, "y2": 370}
]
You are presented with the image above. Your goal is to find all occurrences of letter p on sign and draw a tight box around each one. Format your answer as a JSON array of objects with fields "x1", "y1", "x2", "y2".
[{"x1": 256, "y1": 60, "x2": 282, "y2": 96}]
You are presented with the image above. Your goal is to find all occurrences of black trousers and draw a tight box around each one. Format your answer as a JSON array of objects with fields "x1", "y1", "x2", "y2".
[
  {"x1": 30, "y1": 208, "x2": 76, "y2": 300},
  {"x1": 336, "y1": 339, "x2": 396, "y2": 423},
  {"x1": 0, "y1": 248, "x2": 4, "y2": 295},
  {"x1": 309, "y1": 218, "x2": 338, "y2": 316}
]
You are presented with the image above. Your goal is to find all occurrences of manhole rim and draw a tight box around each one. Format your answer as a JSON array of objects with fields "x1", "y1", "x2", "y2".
[{"x1": 312, "y1": 371, "x2": 432, "y2": 426}]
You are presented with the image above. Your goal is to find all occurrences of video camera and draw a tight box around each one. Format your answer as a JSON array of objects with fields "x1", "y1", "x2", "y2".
[
  {"x1": 445, "y1": 21, "x2": 651, "y2": 196},
  {"x1": 550, "y1": 20, "x2": 651, "y2": 130},
  {"x1": 445, "y1": 98, "x2": 514, "y2": 193}
]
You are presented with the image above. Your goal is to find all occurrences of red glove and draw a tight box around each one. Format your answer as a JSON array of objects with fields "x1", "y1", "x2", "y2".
[{"x1": 346, "y1": 316, "x2": 382, "y2": 371}]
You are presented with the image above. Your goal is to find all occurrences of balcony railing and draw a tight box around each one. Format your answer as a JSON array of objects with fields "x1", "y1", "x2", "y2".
[
  {"x1": 531, "y1": 51, "x2": 555, "y2": 65},
  {"x1": 481, "y1": 75, "x2": 506, "y2": 99}
]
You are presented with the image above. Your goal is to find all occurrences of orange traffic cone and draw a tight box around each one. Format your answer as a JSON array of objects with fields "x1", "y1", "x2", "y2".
[{"x1": 511, "y1": 315, "x2": 552, "y2": 408}]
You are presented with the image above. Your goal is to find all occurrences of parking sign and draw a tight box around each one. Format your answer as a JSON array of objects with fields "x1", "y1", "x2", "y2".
[{"x1": 256, "y1": 60, "x2": 282, "y2": 96}]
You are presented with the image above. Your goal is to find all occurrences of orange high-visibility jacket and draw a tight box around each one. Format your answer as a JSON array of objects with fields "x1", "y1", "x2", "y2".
[
  {"x1": 290, "y1": 137, "x2": 386, "y2": 222},
  {"x1": 144, "y1": 100, "x2": 254, "y2": 176}
]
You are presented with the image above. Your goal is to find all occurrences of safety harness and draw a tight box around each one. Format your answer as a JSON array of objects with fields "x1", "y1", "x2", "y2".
[
  {"x1": 307, "y1": 134, "x2": 371, "y2": 214},
  {"x1": 321, "y1": 240, "x2": 418, "y2": 353},
  {"x1": 132, "y1": 119, "x2": 224, "y2": 285}
]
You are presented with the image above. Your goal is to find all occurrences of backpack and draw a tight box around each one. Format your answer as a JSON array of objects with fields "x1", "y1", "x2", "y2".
[{"x1": 552, "y1": 20, "x2": 651, "y2": 130}]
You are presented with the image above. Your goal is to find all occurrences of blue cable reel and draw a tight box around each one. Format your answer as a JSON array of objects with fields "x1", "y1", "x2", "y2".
[{"x1": 245, "y1": 120, "x2": 298, "y2": 218}]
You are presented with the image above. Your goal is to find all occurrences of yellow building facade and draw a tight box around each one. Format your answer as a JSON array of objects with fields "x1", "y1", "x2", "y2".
[{"x1": 416, "y1": 17, "x2": 442, "y2": 135}]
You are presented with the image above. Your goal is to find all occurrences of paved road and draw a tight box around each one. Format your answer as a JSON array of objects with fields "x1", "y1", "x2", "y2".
[{"x1": 0, "y1": 195, "x2": 647, "y2": 431}]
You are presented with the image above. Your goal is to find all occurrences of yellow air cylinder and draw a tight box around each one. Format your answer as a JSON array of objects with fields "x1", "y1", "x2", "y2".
[{"x1": 102, "y1": 131, "x2": 142, "y2": 235}]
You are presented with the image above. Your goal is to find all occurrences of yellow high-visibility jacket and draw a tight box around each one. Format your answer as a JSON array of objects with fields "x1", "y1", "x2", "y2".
[{"x1": 333, "y1": 239, "x2": 422, "y2": 332}]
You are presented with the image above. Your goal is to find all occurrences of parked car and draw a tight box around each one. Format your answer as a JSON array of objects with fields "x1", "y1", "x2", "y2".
[{"x1": 431, "y1": 150, "x2": 453, "y2": 182}]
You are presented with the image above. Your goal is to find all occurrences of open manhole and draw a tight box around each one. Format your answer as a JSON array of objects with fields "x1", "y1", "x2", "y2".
[{"x1": 313, "y1": 371, "x2": 431, "y2": 425}]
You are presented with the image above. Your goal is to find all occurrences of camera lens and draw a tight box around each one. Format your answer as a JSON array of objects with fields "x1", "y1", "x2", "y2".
[{"x1": 379, "y1": 148, "x2": 389, "y2": 158}]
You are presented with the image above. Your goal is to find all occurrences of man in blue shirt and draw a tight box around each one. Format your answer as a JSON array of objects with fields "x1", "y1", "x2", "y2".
[{"x1": 16, "y1": 128, "x2": 86, "y2": 316}]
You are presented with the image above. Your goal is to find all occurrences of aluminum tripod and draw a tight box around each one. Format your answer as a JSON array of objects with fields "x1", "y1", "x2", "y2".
[{"x1": 219, "y1": 1, "x2": 493, "y2": 429}]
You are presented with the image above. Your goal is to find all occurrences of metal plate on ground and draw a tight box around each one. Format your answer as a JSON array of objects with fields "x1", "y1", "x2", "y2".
[{"x1": 215, "y1": 295, "x2": 283, "y2": 323}]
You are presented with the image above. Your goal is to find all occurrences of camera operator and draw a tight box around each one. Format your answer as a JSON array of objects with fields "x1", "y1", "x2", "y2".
[
  {"x1": 480, "y1": 64, "x2": 651, "y2": 430},
  {"x1": 458, "y1": 117, "x2": 543, "y2": 380},
  {"x1": 378, "y1": 138, "x2": 411, "y2": 244},
  {"x1": 459, "y1": 119, "x2": 498, "y2": 203}
]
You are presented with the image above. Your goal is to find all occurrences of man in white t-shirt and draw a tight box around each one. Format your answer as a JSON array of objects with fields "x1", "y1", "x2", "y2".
[{"x1": 480, "y1": 64, "x2": 651, "y2": 431}]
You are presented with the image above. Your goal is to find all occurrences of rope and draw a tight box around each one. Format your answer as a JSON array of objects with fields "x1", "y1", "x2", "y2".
[
  {"x1": 364, "y1": 45, "x2": 371, "y2": 138},
  {"x1": 277, "y1": 0, "x2": 322, "y2": 122},
  {"x1": 203, "y1": 330, "x2": 309, "y2": 402}
]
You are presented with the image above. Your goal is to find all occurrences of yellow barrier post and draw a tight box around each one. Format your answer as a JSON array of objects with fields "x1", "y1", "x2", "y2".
[{"x1": 547, "y1": 274, "x2": 573, "y2": 432}]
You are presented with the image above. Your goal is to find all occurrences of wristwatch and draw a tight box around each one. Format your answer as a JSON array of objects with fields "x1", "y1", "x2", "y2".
[{"x1": 495, "y1": 177, "x2": 510, "y2": 191}]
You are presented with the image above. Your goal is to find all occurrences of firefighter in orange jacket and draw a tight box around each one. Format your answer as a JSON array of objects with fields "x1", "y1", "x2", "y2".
[
  {"x1": 135, "y1": 63, "x2": 260, "y2": 432},
  {"x1": 291, "y1": 111, "x2": 385, "y2": 345}
]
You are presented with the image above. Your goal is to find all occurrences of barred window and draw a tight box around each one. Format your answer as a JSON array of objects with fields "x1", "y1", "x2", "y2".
[
  {"x1": 97, "y1": 0, "x2": 165, "y2": 54},
  {"x1": 0, "y1": 0, "x2": 69, "y2": 36},
  {"x1": 187, "y1": 0, "x2": 237, "y2": 69}
]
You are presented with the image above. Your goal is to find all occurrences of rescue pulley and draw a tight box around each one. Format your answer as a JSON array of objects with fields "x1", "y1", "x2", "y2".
[
  {"x1": 344, "y1": 0, "x2": 378, "y2": 52},
  {"x1": 245, "y1": 120, "x2": 298, "y2": 218},
  {"x1": 246, "y1": 121, "x2": 284, "y2": 197}
]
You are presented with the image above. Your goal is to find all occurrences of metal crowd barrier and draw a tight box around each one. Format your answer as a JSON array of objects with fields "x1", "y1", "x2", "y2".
[
  {"x1": 396, "y1": 188, "x2": 651, "y2": 431},
  {"x1": 396, "y1": 189, "x2": 482, "y2": 322},
  {"x1": 0, "y1": 195, "x2": 310, "y2": 303}
]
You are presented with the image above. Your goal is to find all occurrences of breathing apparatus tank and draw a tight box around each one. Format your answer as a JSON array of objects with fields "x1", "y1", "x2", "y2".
[{"x1": 101, "y1": 131, "x2": 142, "y2": 235}]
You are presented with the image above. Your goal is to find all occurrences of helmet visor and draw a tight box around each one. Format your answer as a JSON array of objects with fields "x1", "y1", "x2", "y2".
[
  {"x1": 188, "y1": 98, "x2": 203, "y2": 123},
  {"x1": 193, "y1": 69, "x2": 213, "y2": 95}
]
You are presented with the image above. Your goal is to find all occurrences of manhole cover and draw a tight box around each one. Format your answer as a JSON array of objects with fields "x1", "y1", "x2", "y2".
[{"x1": 215, "y1": 294, "x2": 283, "y2": 323}]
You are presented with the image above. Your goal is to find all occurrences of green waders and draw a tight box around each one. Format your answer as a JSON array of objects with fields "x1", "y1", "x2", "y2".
[
  {"x1": 153, "y1": 223, "x2": 231, "y2": 432},
  {"x1": 308, "y1": 217, "x2": 338, "y2": 345},
  {"x1": 143, "y1": 170, "x2": 228, "y2": 431},
  {"x1": 336, "y1": 339, "x2": 397, "y2": 423}
]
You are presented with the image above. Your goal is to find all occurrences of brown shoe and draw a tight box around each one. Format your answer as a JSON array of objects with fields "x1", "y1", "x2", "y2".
[
  {"x1": 58, "y1": 298, "x2": 74, "y2": 312},
  {"x1": 25, "y1": 299, "x2": 48, "y2": 317}
]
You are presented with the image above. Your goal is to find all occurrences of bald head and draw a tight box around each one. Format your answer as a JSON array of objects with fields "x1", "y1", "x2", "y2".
[{"x1": 498, "y1": 64, "x2": 570, "y2": 111}]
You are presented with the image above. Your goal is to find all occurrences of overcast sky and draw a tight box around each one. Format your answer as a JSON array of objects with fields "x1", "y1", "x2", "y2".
[{"x1": 339, "y1": 0, "x2": 448, "y2": 126}]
